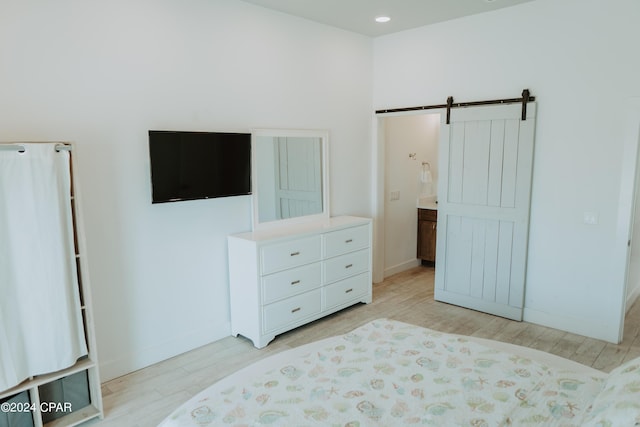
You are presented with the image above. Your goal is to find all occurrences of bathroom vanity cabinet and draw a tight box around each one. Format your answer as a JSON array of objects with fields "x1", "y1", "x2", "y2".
[{"x1": 417, "y1": 208, "x2": 437, "y2": 263}]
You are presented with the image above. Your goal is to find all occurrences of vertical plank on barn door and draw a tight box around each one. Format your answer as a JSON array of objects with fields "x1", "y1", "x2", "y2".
[{"x1": 434, "y1": 102, "x2": 536, "y2": 321}]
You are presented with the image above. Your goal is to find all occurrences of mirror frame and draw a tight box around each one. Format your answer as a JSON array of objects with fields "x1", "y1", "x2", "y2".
[{"x1": 251, "y1": 128, "x2": 330, "y2": 231}]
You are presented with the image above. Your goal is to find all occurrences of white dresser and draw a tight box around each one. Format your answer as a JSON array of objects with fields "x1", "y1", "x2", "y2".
[{"x1": 228, "y1": 216, "x2": 372, "y2": 348}]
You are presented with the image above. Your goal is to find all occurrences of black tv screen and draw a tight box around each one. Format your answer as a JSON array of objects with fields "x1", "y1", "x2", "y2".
[{"x1": 148, "y1": 130, "x2": 251, "y2": 203}]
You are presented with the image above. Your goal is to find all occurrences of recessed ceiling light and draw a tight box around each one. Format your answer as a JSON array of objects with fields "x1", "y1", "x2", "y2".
[{"x1": 375, "y1": 16, "x2": 391, "y2": 23}]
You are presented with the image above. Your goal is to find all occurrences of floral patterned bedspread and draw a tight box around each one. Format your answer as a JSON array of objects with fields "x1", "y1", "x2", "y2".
[{"x1": 159, "y1": 319, "x2": 607, "y2": 426}]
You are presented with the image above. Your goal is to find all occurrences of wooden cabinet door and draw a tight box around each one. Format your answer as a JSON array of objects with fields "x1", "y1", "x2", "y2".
[
  {"x1": 417, "y1": 209, "x2": 437, "y2": 262},
  {"x1": 418, "y1": 219, "x2": 437, "y2": 262}
]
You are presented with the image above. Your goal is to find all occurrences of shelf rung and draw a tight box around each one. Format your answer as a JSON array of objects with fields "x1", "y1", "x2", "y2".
[
  {"x1": 0, "y1": 359, "x2": 96, "y2": 400},
  {"x1": 44, "y1": 404, "x2": 101, "y2": 427}
]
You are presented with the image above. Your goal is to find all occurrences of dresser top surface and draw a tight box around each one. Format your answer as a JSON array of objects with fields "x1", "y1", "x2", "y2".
[{"x1": 230, "y1": 216, "x2": 371, "y2": 242}]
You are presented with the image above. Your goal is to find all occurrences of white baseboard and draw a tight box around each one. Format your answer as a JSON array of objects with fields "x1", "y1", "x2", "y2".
[
  {"x1": 384, "y1": 259, "x2": 421, "y2": 278},
  {"x1": 523, "y1": 308, "x2": 619, "y2": 344},
  {"x1": 98, "y1": 321, "x2": 231, "y2": 382}
]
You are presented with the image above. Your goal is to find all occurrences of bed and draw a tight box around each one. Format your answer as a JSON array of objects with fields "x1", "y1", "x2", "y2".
[{"x1": 159, "y1": 319, "x2": 640, "y2": 426}]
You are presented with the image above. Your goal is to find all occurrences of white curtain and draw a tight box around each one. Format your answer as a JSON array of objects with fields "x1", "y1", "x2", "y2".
[{"x1": 0, "y1": 143, "x2": 87, "y2": 392}]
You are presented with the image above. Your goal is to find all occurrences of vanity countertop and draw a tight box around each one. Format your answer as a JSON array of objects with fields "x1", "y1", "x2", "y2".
[{"x1": 417, "y1": 201, "x2": 438, "y2": 210}]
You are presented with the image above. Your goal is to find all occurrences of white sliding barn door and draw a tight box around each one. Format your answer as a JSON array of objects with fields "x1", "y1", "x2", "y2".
[{"x1": 434, "y1": 103, "x2": 536, "y2": 320}]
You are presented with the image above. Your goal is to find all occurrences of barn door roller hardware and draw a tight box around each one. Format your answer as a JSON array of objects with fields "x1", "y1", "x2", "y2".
[{"x1": 376, "y1": 89, "x2": 535, "y2": 124}]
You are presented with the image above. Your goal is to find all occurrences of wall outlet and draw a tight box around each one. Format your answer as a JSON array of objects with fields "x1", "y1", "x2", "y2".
[{"x1": 390, "y1": 190, "x2": 400, "y2": 201}]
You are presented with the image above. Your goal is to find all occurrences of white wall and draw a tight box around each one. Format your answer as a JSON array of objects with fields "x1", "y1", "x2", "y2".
[
  {"x1": 383, "y1": 114, "x2": 439, "y2": 276},
  {"x1": 374, "y1": 0, "x2": 640, "y2": 342},
  {"x1": 0, "y1": 0, "x2": 373, "y2": 380}
]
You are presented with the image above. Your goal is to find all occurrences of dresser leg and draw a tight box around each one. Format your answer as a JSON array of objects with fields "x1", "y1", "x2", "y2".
[{"x1": 255, "y1": 335, "x2": 275, "y2": 349}]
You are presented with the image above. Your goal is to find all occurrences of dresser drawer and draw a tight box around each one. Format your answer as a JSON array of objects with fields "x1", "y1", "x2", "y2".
[
  {"x1": 324, "y1": 273, "x2": 369, "y2": 309},
  {"x1": 324, "y1": 249, "x2": 369, "y2": 284},
  {"x1": 261, "y1": 236, "x2": 321, "y2": 274},
  {"x1": 263, "y1": 289, "x2": 322, "y2": 333},
  {"x1": 323, "y1": 224, "x2": 370, "y2": 258},
  {"x1": 262, "y1": 263, "x2": 321, "y2": 304}
]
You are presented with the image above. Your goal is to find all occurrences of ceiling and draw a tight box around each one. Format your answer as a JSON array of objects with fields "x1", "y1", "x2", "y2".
[{"x1": 239, "y1": 0, "x2": 536, "y2": 37}]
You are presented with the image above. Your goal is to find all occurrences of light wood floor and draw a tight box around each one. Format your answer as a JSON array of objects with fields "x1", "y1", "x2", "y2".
[{"x1": 88, "y1": 266, "x2": 640, "y2": 427}]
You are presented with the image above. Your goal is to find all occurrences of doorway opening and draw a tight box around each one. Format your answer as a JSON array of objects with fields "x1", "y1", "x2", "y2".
[
  {"x1": 619, "y1": 98, "x2": 640, "y2": 342},
  {"x1": 375, "y1": 101, "x2": 537, "y2": 323},
  {"x1": 373, "y1": 112, "x2": 442, "y2": 283}
]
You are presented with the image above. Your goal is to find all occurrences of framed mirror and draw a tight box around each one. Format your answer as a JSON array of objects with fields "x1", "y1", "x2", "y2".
[{"x1": 252, "y1": 129, "x2": 329, "y2": 230}]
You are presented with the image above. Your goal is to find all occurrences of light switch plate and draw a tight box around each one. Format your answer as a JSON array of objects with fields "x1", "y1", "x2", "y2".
[{"x1": 583, "y1": 211, "x2": 599, "y2": 225}]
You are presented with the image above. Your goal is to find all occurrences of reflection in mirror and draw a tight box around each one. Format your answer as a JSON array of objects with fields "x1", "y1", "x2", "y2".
[{"x1": 252, "y1": 129, "x2": 329, "y2": 230}]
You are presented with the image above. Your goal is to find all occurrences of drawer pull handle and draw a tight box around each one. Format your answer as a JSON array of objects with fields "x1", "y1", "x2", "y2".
[
  {"x1": 345, "y1": 288, "x2": 353, "y2": 293},
  {"x1": 291, "y1": 307, "x2": 301, "y2": 313},
  {"x1": 345, "y1": 239, "x2": 353, "y2": 243},
  {"x1": 345, "y1": 264, "x2": 353, "y2": 269},
  {"x1": 290, "y1": 251, "x2": 300, "y2": 256},
  {"x1": 291, "y1": 280, "x2": 301, "y2": 285}
]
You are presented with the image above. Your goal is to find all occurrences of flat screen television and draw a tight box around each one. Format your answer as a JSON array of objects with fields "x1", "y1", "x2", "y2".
[{"x1": 148, "y1": 130, "x2": 251, "y2": 203}]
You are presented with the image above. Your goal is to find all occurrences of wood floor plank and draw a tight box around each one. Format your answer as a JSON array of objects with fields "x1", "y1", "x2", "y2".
[
  {"x1": 572, "y1": 338, "x2": 607, "y2": 367},
  {"x1": 549, "y1": 331, "x2": 587, "y2": 360},
  {"x1": 87, "y1": 266, "x2": 640, "y2": 427},
  {"x1": 508, "y1": 323, "x2": 547, "y2": 347},
  {"x1": 593, "y1": 343, "x2": 630, "y2": 372}
]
